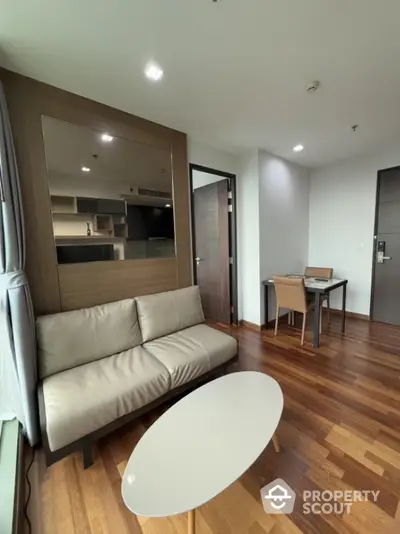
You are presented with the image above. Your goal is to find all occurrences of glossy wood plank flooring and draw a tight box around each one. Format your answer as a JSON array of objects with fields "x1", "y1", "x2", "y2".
[{"x1": 30, "y1": 317, "x2": 400, "y2": 534}]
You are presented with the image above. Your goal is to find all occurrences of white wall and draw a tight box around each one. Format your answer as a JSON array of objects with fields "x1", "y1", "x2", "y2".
[
  {"x1": 188, "y1": 140, "x2": 313, "y2": 325},
  {"x1": 309, "y1": 142, "x2": 400, "y2": 315},
  {"x1": 188, "y1": 139, "x2": 239, "y2": 175},
  {"x1": 237, "y1": 150, "x2": 261, "y2": 324},
  {"x1": 259, "y1": 151, "x2": 310, "y2": 323},
  {"x1": 190, "y1": 139, "x2": 400, "y2": 321},
  {"x1": 192, "y1": 170, "x2": 226, "y2": 190}
]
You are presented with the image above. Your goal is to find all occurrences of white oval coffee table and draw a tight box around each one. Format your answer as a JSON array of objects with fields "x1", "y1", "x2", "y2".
[{"x1": 122, "y1": 371, "x2": 283, "y2": 533}]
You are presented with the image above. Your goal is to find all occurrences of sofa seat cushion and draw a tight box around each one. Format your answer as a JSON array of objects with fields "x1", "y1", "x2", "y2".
[
  {"x1": 42, "y1": 346, "x2": 171, "y2": 452},
  {"x1": 143, "y1": 324, "x2": 237, "y2": 389}
]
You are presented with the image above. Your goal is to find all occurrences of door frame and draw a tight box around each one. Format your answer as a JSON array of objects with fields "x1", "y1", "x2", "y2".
[
  {"x1": 369, "y1": 164, "x2": 400, "y2": 319},
  {"x1": 189, "y1": 163, "x2": 238, "y2": 325}
]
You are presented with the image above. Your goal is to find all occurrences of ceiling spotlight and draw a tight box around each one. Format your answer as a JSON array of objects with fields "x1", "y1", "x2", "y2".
[
  {"x1": 145, "y1": 63, "x2": 164, "y2": 81},
  {"x1": 293, "y1": 144, "x2": 304, "y2": 153},
  {"x1": 81, "y1": 166, "x2": 91, "y2": 172},
  {"x1": 165, "y1": 203, "x2": 171, "y2": 208},
  {"x1": 101, "y1": 133, "x2": 113, "y2": 142}
]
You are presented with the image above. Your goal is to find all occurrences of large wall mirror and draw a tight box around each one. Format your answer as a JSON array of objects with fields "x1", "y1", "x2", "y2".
[{"x1": 41, "y1": 116, "x2": 175, "y2": 264}]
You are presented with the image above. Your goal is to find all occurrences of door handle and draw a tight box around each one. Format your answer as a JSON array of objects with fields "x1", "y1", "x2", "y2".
[
  {"x1": 377, "y1": 251, "x2": 392, "y2": 263},
  {"x1": 195, "y1": 257, "x2": 203, "y2": 265},
  {"x1": 376, "y1": 240, "x2": 391, "y2": 263}
]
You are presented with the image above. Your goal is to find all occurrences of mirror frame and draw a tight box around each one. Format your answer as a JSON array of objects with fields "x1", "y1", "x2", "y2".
[{"x1": 1, "y1": 67, "x2": 192, "y2": 314}]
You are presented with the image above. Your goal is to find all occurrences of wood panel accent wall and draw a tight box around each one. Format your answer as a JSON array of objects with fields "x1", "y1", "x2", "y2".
[
  {"x1": 58, "y1": 259, "x2": 177, "y2": 311},
  {"x1": 0, "y1": 68, "x2": 192, "y2": 315}
]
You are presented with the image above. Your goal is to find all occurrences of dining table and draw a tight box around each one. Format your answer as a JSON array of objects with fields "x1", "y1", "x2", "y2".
[{"x1": 262, "y1": 276, "x2": 348, "y2": 348}]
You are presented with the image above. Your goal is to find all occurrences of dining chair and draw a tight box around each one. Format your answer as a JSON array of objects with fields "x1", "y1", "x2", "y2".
[
  {"x1": 304, "y1": 266, "x2": 333, "y2": 322},
  {"x1": 273, "y1": 276, "x2": 309, "y2": 346},
  {"x1": 304, "y1": 266, "x2": 333, "y2": 279}
]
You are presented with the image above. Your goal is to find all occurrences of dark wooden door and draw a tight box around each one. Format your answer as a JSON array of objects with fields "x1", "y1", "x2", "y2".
[
  {"x1": 194, "y1": 180, "x2": 230, "y2": 323},
  {"x1": 372, "y1": 167, "x2": 400, "y2": 325}
]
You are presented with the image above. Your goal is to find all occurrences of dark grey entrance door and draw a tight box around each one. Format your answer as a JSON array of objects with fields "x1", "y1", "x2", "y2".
[{"x1": 371, "y1": 167, "x2": 400, "y2": 325}]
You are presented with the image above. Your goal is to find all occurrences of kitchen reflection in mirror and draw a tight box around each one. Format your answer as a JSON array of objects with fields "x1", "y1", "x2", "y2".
[{"x1": 42, "y1": 116, "x2": 175, "y2": 264}]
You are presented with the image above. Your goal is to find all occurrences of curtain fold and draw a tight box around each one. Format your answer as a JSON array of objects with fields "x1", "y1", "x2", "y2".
[{"x1": 0, "y1": 81, "x2": 39, "y2": 445}]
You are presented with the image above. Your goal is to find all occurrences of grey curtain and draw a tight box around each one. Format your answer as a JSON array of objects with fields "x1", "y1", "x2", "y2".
[{"x1": 0, "y1": 81, "x2": 39, "y2": 445}]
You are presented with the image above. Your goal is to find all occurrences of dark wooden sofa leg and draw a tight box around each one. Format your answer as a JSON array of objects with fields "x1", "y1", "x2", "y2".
[{"x1": 82, "y1": 442, "x2": 93, "y2": 469}]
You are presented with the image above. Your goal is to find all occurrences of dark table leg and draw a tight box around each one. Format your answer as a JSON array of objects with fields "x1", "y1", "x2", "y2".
[
  {"x1": 341, "y1": 282, "x2": 347, "y2": 333},
  {"x1": 264, "y1": 285, "x2": 269, "y2": 328},
  {"x1": 313, "y1": 293, "x2": 321, "y2": 348}
]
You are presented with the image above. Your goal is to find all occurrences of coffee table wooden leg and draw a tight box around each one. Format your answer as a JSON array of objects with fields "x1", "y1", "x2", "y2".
[
  {"x1": 272, "y1": 432, "x2": 280, "y2": 453},
  {"x1": 188, "y1": 509, "x2": 195, "y2": 534}
]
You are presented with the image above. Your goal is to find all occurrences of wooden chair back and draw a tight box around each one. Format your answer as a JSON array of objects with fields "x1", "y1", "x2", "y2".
[
  {"x1": 273, "y1": 276, "x2": 307, "y2": 314},
  {"x1": 305, "y1": 266, "x2": 333, "y2": 279}
]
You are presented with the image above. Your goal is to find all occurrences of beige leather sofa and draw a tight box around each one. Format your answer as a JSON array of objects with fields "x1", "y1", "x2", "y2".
[{"x1": 36, "y1": 286, "x2": 237, "y2": 467}]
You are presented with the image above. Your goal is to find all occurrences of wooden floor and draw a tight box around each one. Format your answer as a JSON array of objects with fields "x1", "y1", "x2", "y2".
[{"x1": 30, "y1": 317, "x2": 400, "y2": 534}]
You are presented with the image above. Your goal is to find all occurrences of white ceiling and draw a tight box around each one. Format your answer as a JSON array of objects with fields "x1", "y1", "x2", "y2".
[{"x1": 2, "y1": 0, "x2": 400, "y2": 167}]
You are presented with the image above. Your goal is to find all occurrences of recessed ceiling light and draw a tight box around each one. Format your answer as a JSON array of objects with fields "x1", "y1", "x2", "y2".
[
  {"x1": 101, "y1": 133, "x2": 113, "y2": 142},
  {"x1": 81, "y1": 166, "x2": 91, "y2": 172},
  {"x1": 293, "y1": 144, "x2": 304, "y2": 152},
  {"x1": 165, "y1": 204, "x2": 171, "y2": 208},
  {"x1": 145, "y1": 63, "x2": 164, "y2": 81}
]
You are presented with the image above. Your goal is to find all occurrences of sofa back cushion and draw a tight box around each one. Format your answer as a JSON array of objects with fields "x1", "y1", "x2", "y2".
[
  {"x1": 135, "y1": 286, "x2": 205, "y2": 342},
  {"x1": 37, "y1": 299, "x2": 142, "y2": 379}
]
